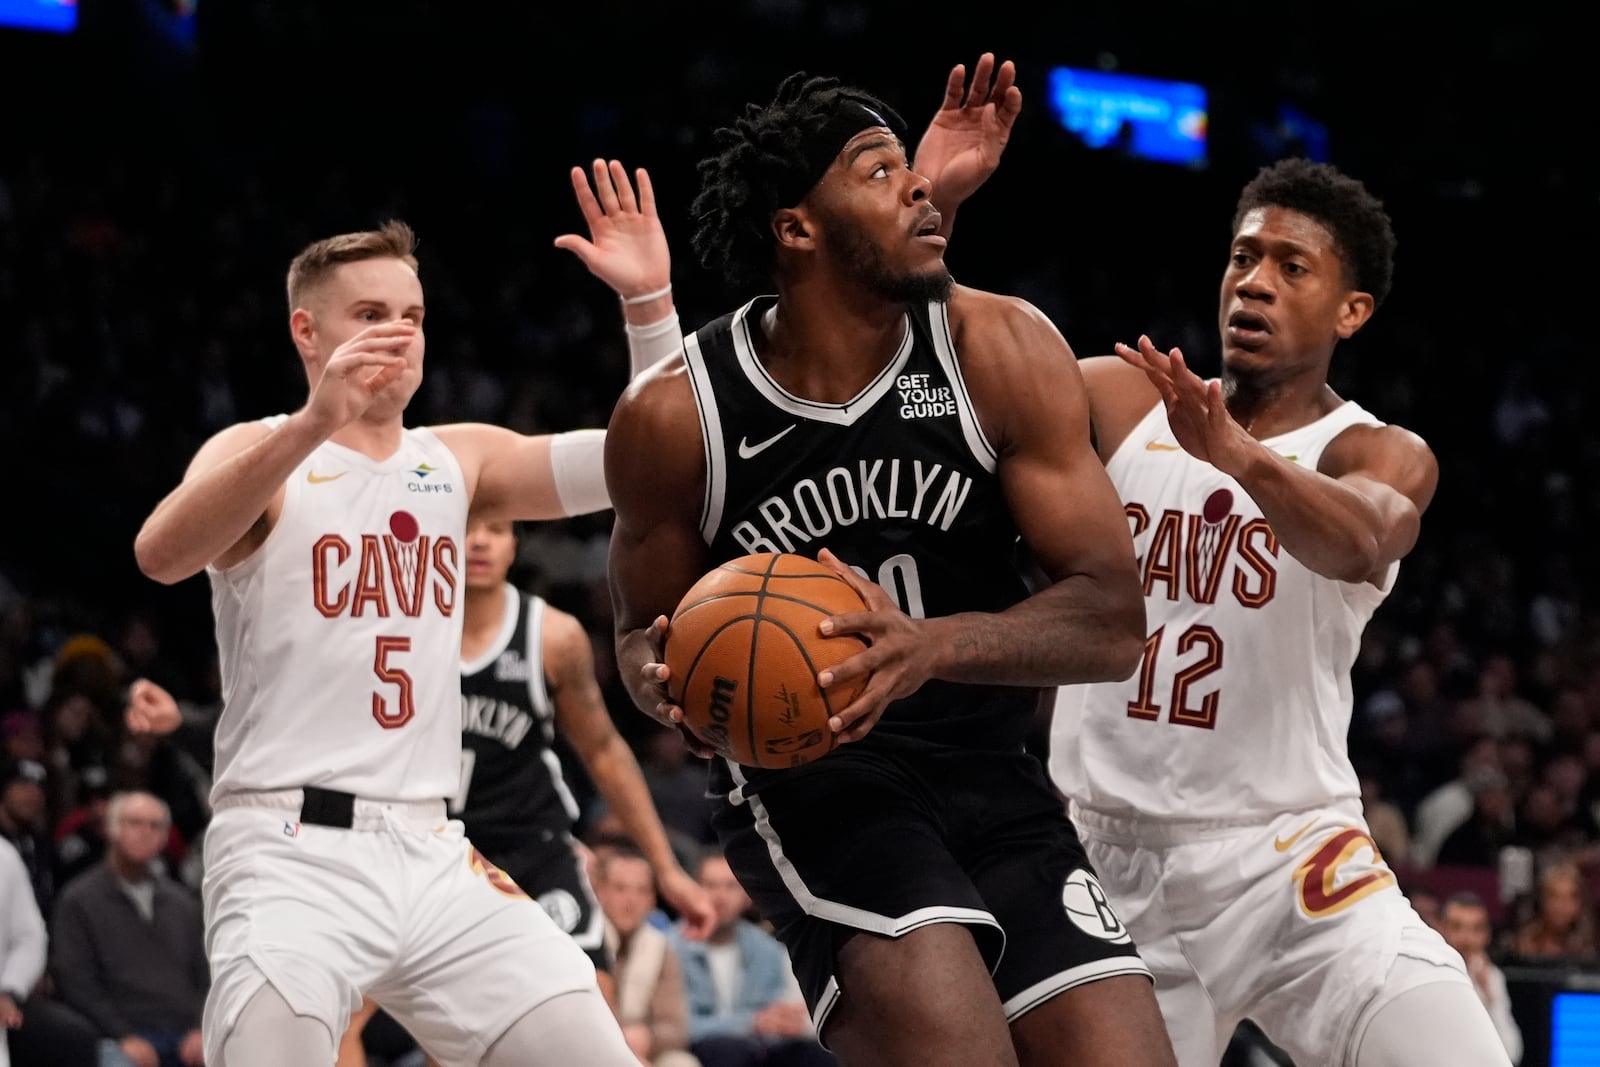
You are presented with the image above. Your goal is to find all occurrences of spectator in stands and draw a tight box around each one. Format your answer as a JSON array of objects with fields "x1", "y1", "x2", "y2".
[
  {"x1": 50, "y1": 791, "x2": 206, "y2": 1067},
  {"x1": 0, "y1": 834, "x2": 44, "y2": 1066},
  {"x1": 595, "y1": 842, "x2": 699, "y2": 1067},
  {"x1": 1358, "y1": 764, "x2": 1411, "y2": 866},
  {"x1": 1413, "y1": 739, "x2": 1502, "y2": 868},
  {"x1": 638, "y1": 726, "x2": 715, "y2": 847},
  {"x1": 1437, "y1": 767, "x2": 1516, "y2": 868},
  {"x1": 0, "y1": 762, "x2": 53, "y2": 917},
  {"x1": 51, "y1": 766, "x2": 112, "y2": 889},
  {"x1": 1456, "y1": 653, "x2": 1550, "y2": 744},
  {"x1": 1, "y1": 836, "x2": 104, "y2": 1067},
  {"x1": 1441, "y1": 892, "x2": 1522, "y2": 1064},
  {"x1": 669, "y1": 849, "x2": 832, "y2": 1067},
  {"x1": 1509, "y1": 861, "x2": 1596, "y2": 960},
  {"x1": 1406, "y1": 884, "x2": 1443, "y2": 932}
]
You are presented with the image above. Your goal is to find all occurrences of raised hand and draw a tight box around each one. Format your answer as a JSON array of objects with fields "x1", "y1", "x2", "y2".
[
  {"x1": 125, "y1": 678, "x2": 182, "y2": 736},
  {"x1": 813, "y1": 548, "x2": 938, "y2": 744},
  {"x1": 1115, "y1": 334, "x2": 1255, "y2": 476},
  {"x1": 553, "y1": 159, "x2": 671, "y2": 300},
  {"x1": 913, "y1": 53, "x2": 1022, "y2": 223},
  {"x1": 304, "y1": 322, "x2": 412, "y2": 432}
]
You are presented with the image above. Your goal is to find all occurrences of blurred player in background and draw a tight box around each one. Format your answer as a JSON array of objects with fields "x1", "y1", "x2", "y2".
[{"x1": 129, "y1": 160, "x2": 681, "y2": 1067}]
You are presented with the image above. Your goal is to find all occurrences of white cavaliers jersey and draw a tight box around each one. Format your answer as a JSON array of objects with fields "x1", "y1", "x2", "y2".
[
  {"x1": 209, "y1": 416, "x2": 465, "y2": 802},
  {"x1": 1051, "y1": 397, "x2": 1397, "y2": 822}
]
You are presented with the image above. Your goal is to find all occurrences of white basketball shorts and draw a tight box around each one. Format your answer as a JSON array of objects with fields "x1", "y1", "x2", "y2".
[
  {"x1": 200, "y1": 794, "x2": 599, "y2": 1066},
  {"x1": 1072, "y1": 803, "x2": 1471, "y2": 1067}
]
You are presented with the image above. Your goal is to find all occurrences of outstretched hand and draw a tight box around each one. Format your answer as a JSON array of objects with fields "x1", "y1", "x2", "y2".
[
  {"x1": 553, "y1": 159, "x2": 671, "y2": 300},
  {"x1": 1114, "y1": 335, "x2": 1256, "y2": 476},
  {"x1": 913, "y1": 53, "x2": 1022, "y2": 226}
]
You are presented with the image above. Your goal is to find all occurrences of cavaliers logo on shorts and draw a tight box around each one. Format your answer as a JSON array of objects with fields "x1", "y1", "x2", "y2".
[
  {"x1": 1062, "y1": 869, "x2": 1132, "y2": 944},
  {"x1": 468, "y1": 847, "x2": 529, "y2": 900}
]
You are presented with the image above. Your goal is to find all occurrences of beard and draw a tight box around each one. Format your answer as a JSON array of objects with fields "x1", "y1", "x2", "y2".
[{"x1": 831, "y1": 215, "x2": 952, "y2": 304}]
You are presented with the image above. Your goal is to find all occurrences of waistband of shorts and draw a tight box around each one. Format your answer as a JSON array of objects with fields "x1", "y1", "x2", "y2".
[
  {"x1": 1069, "y1": 800, "x2": 1364, "y2": 847},
  {"x1": 1070, "y1": 802, "x2": 1275, "y2": 847},
  {"x1": 212, "y1": 788, "x2": 448, "y2": 830}
]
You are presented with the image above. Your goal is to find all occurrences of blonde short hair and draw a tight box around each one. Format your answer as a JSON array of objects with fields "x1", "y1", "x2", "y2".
[{"x1": 285, "y1": 219, "x2": 418, "y2": 312}]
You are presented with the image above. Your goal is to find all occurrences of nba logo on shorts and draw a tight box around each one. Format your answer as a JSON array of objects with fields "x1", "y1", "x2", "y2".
[{"x1": 1061, "y1": 869, "x2": 1131, "y2": 944}]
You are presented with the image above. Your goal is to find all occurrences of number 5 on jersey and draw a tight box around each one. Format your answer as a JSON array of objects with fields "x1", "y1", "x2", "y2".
[{"x1": 372, "y1": 635, "x2": 416, "y2": 728}]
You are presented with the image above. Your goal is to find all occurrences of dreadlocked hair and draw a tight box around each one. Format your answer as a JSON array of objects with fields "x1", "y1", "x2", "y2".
[
  {"x1": 1233, "y1": 158, "x2": 1396, "y2": 307},
  {"x1": 691, "y1": 72, "x2": 906, "y2": 293}
]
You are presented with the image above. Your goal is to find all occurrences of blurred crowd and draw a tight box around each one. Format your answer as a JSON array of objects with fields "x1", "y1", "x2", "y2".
[{"x1": 0, "y1": 3, "x2": 1592, "y2": 1065}]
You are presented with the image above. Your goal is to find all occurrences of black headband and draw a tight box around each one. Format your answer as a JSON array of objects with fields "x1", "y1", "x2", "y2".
[{"x1": 775, "y1": 96, "x2": 907, "y2": 208}]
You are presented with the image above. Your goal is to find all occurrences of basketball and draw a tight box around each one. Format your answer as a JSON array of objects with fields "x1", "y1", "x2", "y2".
[{"x1": 664, "y1": 552, "x2": 870, "y2": 769}]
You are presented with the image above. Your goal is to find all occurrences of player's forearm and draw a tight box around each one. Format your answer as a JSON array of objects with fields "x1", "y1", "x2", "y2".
[
  {"x1": 1232, "y1": 447, "x2": 1409, "y2": 583},
  {"x1": 925, "y1": 575, "x2": 1145, "y2": 686},
  {"x1": 588, "y1": 739, "x2": 681, "y2": 876},
  {"x1": 135, "y1": 411, "x2": 328, "y2": 584},
  {"x1": 623, "y1": 309, "x2": 683, "y2": 379}
]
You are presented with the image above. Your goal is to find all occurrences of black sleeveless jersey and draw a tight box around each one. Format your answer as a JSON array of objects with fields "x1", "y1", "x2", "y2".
[
  {"x1": 455, "y1": 587, "x2": 581, "y2": 851},
  {"x1": 684, "y1": 296, "x2": 1036, "y2": 784}
]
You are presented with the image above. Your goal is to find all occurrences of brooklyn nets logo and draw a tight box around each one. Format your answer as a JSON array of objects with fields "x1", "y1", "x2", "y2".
[
  {"x1": 1061, "y1": 869, "x2": 1131, "y2": 944},
  {"x1": 536, "y1": 889, "x2": 583, "y2": 933}
]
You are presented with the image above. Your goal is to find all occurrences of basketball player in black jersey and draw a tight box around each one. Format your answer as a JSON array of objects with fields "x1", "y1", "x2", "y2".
[
  {"x1": 453, "y1": 514, "x2": 713, "y2": 993},
  {"x1": 603, "y1": 67, "x2": 1178, "y2": 1067}
]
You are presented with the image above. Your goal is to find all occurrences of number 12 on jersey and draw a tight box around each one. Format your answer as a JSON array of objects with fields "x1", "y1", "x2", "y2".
[{"x1": 1126, "y1": 624, "x2": 1223, "y2": 729}]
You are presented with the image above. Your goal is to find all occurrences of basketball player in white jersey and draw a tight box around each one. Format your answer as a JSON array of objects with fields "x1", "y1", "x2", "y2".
[
  {"x1": 131, "y1": 160, "x2": 685, "y2": 1067},
  {"x1": 1044, "y1": 159, "x2": 1509, "y2": 1066}
]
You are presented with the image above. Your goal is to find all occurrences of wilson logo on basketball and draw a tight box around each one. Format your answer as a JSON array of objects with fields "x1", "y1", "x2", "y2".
[
  {"x1": 697, "y1": 676, "x2": 738, "y2": 756},
  {"x1": 311, "y1": 511, "x2": 459, "y2": 619}
]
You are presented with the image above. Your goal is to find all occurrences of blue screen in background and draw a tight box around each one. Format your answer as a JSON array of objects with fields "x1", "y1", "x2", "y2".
[
  {"x1": 0, "y1": 0, "x2": 75, "y2": 33},
  {"x1": 1554, "y1": 992, "x2": 1600, "y2": 1065},
  {"x1": 1046, "y1": 66, "x2": 1207, "y2": 167}
]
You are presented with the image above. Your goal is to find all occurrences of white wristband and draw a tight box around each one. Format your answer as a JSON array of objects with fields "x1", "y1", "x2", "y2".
[
  {"x1": 621, "y1": 284, "x2": 672, "y2": 306},
  {"x1": 624, "y1": 311, "x2": 683, "y2": 379},
  {"x1": 549, "y1": 430, "x2": 610, "y2": 517}
]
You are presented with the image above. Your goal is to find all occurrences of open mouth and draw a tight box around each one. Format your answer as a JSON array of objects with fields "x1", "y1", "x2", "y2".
[
  {"x1": 914, "y1": 211, "x2": 944, "y2": 240},
  {"x1": 1228, "y1": 309, "x2": 1270, "y2": 333}
]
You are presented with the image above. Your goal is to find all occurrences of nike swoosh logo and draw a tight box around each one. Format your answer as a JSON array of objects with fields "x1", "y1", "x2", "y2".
[
  {"x1": 1145, "y1": 440, "x2": 1181, "y2": 452},
  {"x1": 306, "y1": 471, "x2": 347, "y2": 484},
  {"x1": 738, "y1": 425, "x2": 797, "y2": 460},
  {"x1": 1274, "y1": 819, "x2": 1318, "y2": 852}
]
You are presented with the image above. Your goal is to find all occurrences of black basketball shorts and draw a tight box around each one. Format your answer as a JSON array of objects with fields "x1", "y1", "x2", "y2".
[{"x1": 713, "y1": 743, "x2": 1151, "y2": 1040}]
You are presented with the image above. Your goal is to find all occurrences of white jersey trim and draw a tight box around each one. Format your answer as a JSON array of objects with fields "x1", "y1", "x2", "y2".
[
  {"x1": 927, "y1": 301, "x2": 998, "y2": 473},
  {"x1": 565, "y1": 832, "x2": 606, "y2": 951},
  {"x1": 460, "y1": 584, "x2": 520, "y2": 676},
  {"x1": 731, "y1": 297, "x2": 914, "y2": 425},
  {"x1": 682, "y1": 330, "x2": 727, "y2": 544},
  {"x1": 1001, "y1": 958, "x2": 1154, "y2": 1021}
]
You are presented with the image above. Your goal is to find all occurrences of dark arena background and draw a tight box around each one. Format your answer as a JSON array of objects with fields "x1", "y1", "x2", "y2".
[{"x1": 0, "y1": 2, "x2": 1593, "y2": 1065}]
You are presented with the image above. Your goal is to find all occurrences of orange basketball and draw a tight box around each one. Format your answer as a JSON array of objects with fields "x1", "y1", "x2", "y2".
[{"x1": 664, "y1": 552, "x2": 869, "y2": 769}]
